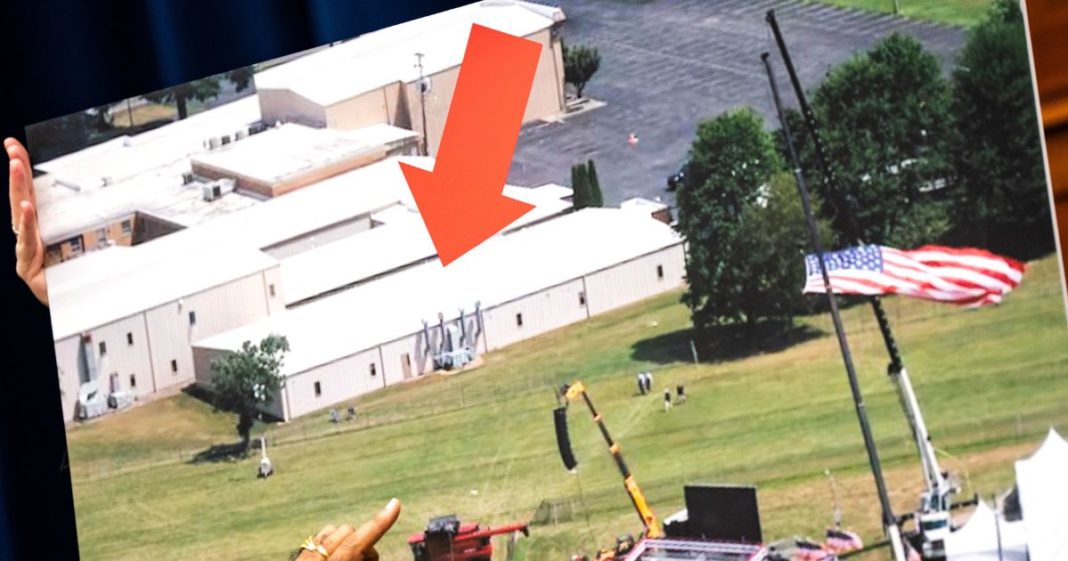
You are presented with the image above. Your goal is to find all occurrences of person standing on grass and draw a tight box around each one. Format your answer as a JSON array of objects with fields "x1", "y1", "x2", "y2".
[
  {"x1": 7, "y1": 137, "x2": 403, "y2": 561},
  {"x1": 637, "y1": 372, "x2": 646, "y2": 395},
  {"x1": 663, "y1": 388, "x2": 672, "y2": 412},
  {"x1": 676, "y1": 384, "x2": 686, "y2": 404}
]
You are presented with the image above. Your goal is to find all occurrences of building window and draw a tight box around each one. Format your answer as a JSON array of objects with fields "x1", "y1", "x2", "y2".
[
  {"x1": 516, "y1": 313, "x2": 524, "y2": 327},
  {"x1": 579, "y1": 291, "x2": 586, "y2": 307},
  {"x1": 369, "y1": 363, "x2": 377, "y2": 376},
  {"x1": 98, "y1": 341, "x2": 107, "y2": 356},
  {"x1": 95, "y1": 228, "x2": 107, "y2": 247},
  {"x1": 269, "y1": 284, "x2": 276, "y2": 297},
  {"x1": 121, "y1": 220, "x2": 132, "y2": 235},
  {"x1": 189, "y1": 311, "x2": 197, "y2": 326},
  {"x1": 129, "y1": 374, "x2": 137, "y2": 389},
  {"x1": 170, "y1": 359, "x2": 178, "y2": 374},
  {"x1": 69, "y1": 236, "x2": 83, "y2": 253},
  {"x1": 314, "y1": 381, "x2": 322, "y2": 397},
  {"x1": 657, "y1": 265, "x2": 664, "y2": 279},
  {"x1": 126, "y1": 332, "x2": 134, "y2": 346}
]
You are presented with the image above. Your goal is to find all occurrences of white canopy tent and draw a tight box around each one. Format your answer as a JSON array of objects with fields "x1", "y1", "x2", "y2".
[
  {"x1": 944, "y1": 501, "x2": 1027, "y2": 561},
  {"x1": 1015, "y1": 428, "x2": 1068, "y2": 561}
]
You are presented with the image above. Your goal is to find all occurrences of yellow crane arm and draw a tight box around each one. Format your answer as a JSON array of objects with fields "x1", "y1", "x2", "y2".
[{"x1": 561, "y1": 381, "x2": 663, "y2": 539}]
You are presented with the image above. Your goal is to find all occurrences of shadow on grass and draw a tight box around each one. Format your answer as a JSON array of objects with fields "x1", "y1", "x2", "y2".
[
  {"x1": 188, "y1": 442, "x2": 250, "y2": 464},
  {"x1": 631, "y1": 322, "x2": 824, "y2": 364}
]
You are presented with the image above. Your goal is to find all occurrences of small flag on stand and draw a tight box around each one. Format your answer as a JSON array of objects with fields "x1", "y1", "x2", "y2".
[{"x1": 802, "y1": 245, "x2": 1026, "y2": 307}]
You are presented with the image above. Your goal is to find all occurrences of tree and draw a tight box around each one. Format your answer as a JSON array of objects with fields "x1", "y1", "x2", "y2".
[
  {"x1": 675, "y1": 108, "x2": 783, "y2": 342},
  {"x1": 227, "y1": 65, "x2": 256, "y2": 93},
  {"x1": 210, "y1": 334, "x2": 290, "y2": 451},
  {"x1": 586, "y1": 159, "x2": 605, "y2": 207},
  {"x1": 950, "y1": 0, "x2": 1051, "y2": 258},
  {"x1": 571, "y1": 162, "x2": 592, "y2": 209},
  {"x1": 791, "y1": 33, "x2": 954, "y2": 249},
  {"x1": 563, "y1": 43, "x2": 601, "y2": 99},
  {"x1": 144, "y1": 77, "x2": 222, "y2": 120},
  {"x1": 738, "y1": 172, "x2": 834, "y2": 325}
]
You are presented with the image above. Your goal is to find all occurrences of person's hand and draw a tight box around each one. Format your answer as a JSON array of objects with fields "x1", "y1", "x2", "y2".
[
  {"x1": 294, "y1": 498, "x2": 401, "y2": 561},
  {"x1": 6, "y1": 138, "x2": 48, "y2": 306}
]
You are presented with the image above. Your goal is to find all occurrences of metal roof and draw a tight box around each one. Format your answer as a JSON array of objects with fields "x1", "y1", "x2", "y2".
[
  {"x1": 189, "y1": 123, "x2": 418, "y2": 187},
  {"x1": 252, "y1": 1, "x2": 564, "y2": 107},
  {"x1": 33, "y1": 96, "x2": 264, "y2": 243},
  {"x1": 276, "y1": 182, "x2": 573, "y2": 306},
  {"x1": 193, "y1": 208, "x2": 683, "y2": 376},
  {"x1": 49, "y1": 243, "x2": 278, "y2": 341}
]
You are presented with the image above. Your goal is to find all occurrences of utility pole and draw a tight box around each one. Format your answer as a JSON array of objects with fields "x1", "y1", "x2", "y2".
[
  {"x1": 414, "y1": 52, "x2": 430, "y2": 156},
  {"x1": 760, "y1": 49, "x2": 906, "y2": 561}
]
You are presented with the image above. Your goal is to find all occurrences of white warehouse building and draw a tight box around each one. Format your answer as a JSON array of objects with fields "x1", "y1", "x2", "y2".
[
  {"x1": 192, "y1": 208, "x2": 686, "y2": 421},
  {"x1": 44, "y1": 143, "x2": 684, "y2": 423}
]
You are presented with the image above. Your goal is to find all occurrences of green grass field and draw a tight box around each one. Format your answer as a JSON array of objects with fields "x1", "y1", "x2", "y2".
[
  {"x1": 808, "y1": 0, "x2": 991, "y2": 27},
  {"x1": 65, "y1": 256, "x2": 1068, "y2": 561}
]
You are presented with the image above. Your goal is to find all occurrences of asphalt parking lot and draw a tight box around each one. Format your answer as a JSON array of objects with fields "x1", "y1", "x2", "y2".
[{"x1": 508, "y1": 0, "x2": 965, "y2": 208}]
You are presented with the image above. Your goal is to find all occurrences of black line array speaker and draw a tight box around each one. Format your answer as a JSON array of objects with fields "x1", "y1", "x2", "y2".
[{"x1": 553, "y1": 406, "x2": 578, "y2": 470}]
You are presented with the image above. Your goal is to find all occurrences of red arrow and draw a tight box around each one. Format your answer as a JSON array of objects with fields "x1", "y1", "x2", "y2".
[{"x1": 400, "y1": 24, "x2": 541, "y2": 266}]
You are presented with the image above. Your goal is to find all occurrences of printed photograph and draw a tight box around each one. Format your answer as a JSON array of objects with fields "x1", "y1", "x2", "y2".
[{"x1": 15, "y1": 1, "x2": 1068, "y2": 561}]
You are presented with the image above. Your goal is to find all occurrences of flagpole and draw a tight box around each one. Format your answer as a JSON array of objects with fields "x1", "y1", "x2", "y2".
[
  {"x1": 760, "y1": 52, "x2": 902, "y2": 555},
  {"x1": 761, "y1": 10, "x2": 906, "y2": 372}
]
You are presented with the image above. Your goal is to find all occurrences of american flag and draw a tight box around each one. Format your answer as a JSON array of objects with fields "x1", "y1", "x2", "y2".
[
  {"x1": 824, "y1": 528, "x2": 864, "y2": 554},
  {"x1": 802, "y1": 245, "x2": 1026, "y2": 307}
]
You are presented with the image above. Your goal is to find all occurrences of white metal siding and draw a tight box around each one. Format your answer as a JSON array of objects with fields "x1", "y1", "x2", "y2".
[
  {"x1": 54, "y1": 336, "x2": 82, "y2": 421},
  {"x1": 192, "y1": 346, "x2": 227, "y2": 386},
  {"x1": 144, "y1": 272, "x2": 274, "y2": 393},
  {"x1": 87, "y1": 314, "x2": 155, "y2": 398},
  {"x1": 262, "y1": 268, "x2": 285, "y2": 315},
  {"x1": 377, "y1": 334, "x2": 425, "y2": 386},
  {"x1": 482, "y1": 278, "x2": 587, "y2": 351},
  {"x1": 584, "y1": 245, "x2": 686, "y2": 316},
  {"x1": 283, "y1": 348, "x2": 380, "y2": 419},
  {"x1": 259, "y1": 89, "x2": 327, "y2": 128}
]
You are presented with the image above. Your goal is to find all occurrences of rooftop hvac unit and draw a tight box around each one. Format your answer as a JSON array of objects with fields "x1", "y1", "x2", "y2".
[
  {"x1": 202, "y1": 179, "x2": 236, "y2": 202},
  {"x1": 216, "y1": 178, "x2": 236, "y2": 195},
  {"x1": 208, "y1": 136, "x2": 221, "y2": 149},
  {"x1": 221, "y1": 134, "x2": 231, "y2": 146},
  {"x1": 203, "y1": 183, "x2": 222, "y2": 202},
  {"x1": 181, "y1": 172, "x2": 195, "y2": 185},
  {"x1": 234, "y1": 129, "x2": 247, "y2": 141}
]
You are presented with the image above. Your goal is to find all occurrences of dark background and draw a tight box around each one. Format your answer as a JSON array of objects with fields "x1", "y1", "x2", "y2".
[
  {"x1": 1, "y1": 1, "x2": 1066, "y2": 560},
  {"x1": 0, "y1": 2, "x2": 465, "y2": 559}
]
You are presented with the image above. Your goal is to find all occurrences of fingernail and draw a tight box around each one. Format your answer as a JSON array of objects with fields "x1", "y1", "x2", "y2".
[{"x1": 385, "y1": 498, "x2": 398, "y2": 510}]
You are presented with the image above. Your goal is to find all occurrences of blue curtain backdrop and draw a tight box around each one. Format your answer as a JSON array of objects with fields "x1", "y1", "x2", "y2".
[{"x1": 0, "y1": 1, "x2": 467, "y2": 558}]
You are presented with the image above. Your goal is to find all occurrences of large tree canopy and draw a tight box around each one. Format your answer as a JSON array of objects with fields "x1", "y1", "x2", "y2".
[
  {"x1": 676, "y1": 108, "x2": 784, "y2": 340},
  {"x1": 793, "y1": 33, "x2": 954, "y2": 249},
  {"x1": 951, "y1": 0, "x2": 1051, "y2": 258}
]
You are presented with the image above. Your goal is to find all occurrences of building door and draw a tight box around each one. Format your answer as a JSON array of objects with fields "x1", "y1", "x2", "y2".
[
  {"x1": 109, "y1": 372, "x2": 119, "y2": 393},
  {"x1": 401, "y1": 353, "x2": 412, "y2": 380}
]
